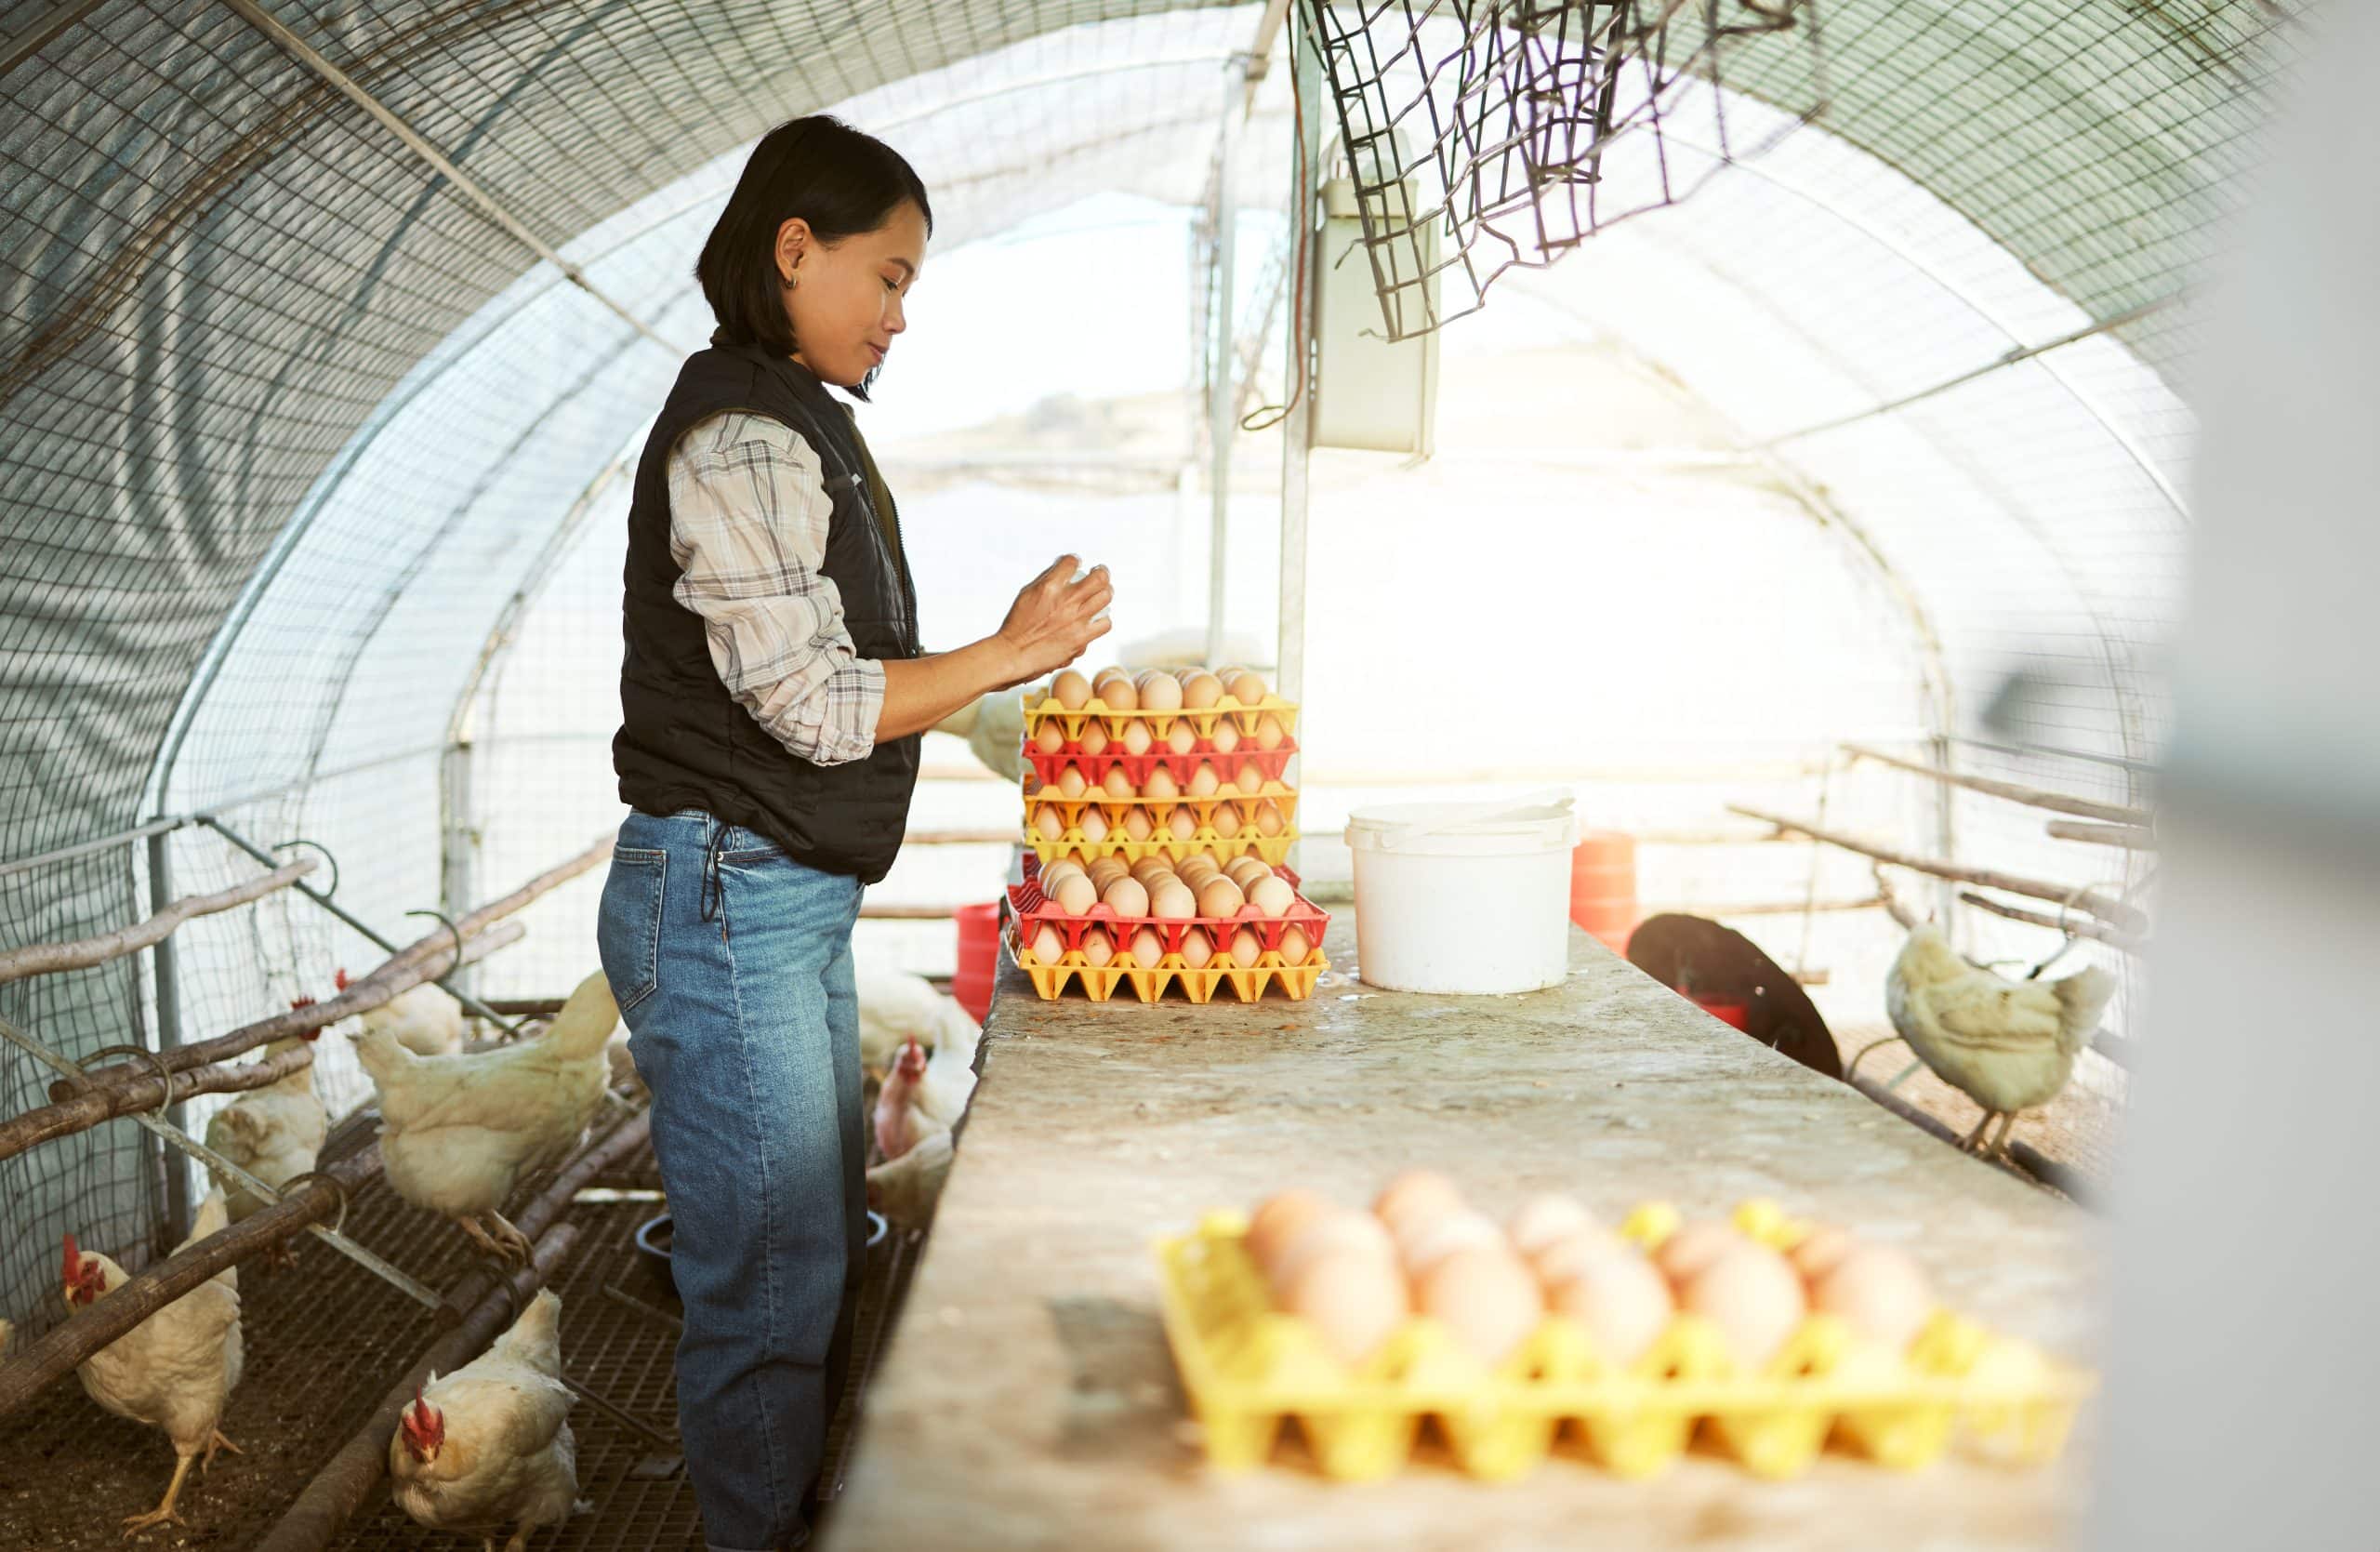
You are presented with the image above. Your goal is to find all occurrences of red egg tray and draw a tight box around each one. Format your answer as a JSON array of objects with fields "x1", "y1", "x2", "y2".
[
  {"x1": 1023, "y1": 737, "x2": 1297, "y2": 791},
  {"x1": 1009, "y1": 855, "x2": 1330, "y2": 959}
]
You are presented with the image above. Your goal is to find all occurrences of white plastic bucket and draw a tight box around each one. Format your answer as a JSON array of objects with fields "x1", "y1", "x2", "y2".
[{"x1": 1344, "y1": 796, "x2": 1580, "y2": 994}]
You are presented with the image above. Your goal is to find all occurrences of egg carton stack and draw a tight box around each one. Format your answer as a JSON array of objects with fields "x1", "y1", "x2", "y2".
[
  {"x1": 1155, "y1": 1180, "x2": 2093, "y2": 1484},
  {"x1": 1012, "y1": 664, "x2": 1326, "y2": 1002}
]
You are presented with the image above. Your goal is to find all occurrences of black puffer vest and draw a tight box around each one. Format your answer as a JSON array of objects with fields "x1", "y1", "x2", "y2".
[{"x1": 614, "y1": 338, "x2": 922, "y2": 882}]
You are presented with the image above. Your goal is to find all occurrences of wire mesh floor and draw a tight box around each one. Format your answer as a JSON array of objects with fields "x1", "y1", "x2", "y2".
[{"x1": 0, "y1": 1108, "x2": 923, "y2": 1550}]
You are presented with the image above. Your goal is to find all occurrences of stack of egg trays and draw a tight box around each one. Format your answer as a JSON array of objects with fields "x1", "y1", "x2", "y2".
[
  {"x1": 1021, "y1": 690, "x2": 1301, "y2": 747},
  {"x1": 1006, "y1": 864, "x2": 1331, "y2": 1005},
  {"x1": 1151, "y1": 1199, "x2": 2094, "y2": 1484}
]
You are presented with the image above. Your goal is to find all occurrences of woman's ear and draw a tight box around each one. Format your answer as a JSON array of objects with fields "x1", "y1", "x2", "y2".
[{"x1": 774, "y1": 217, "x2": 813, "y2": 284}]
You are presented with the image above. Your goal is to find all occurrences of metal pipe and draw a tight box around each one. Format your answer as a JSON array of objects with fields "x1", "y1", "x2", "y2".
[
  {"x1": 1205, "y1": 67, "x2": 1243, "y2": 670},
  {"x1": 145, "y1": 830, "x2": 190, "y2": 1245}
]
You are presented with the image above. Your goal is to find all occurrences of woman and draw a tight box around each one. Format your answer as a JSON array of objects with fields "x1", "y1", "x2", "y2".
[{"x1": 595, "y1": 115, "x2": 1111, "y2": 1552}]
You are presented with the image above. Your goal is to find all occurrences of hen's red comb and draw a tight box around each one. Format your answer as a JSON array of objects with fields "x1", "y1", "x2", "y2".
[
  {"x1": 289, "y1": 995, "x2": 315, "y2": 1009},
  {"x1": 334, "y1": 967, "x2": 350, "y2": 990}
]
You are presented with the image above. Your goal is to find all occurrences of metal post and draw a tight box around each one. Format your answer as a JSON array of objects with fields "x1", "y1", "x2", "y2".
[
  {"x1": 1279, "y1": 16, "x2": 1324, "y2": 875},
  {"x1": 439, "y1": 739, "x2": 477, "y2": 999},
  {"x1": 1206, "y1": 69, "x2": 1242, "y2": 669},
  {"x1": 145, "y1": 829, "x2": 191, "y2": 1245}
]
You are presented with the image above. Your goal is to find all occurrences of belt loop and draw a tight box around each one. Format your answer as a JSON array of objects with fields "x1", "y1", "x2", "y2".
[{"x1": 699, "y1": 819, "x2": 727, "y2": 922}]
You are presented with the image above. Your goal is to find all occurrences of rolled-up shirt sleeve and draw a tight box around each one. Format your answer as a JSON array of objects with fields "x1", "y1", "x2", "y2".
[{"x1": 666, "y1": 410, "x2": 884, "y2": 765}]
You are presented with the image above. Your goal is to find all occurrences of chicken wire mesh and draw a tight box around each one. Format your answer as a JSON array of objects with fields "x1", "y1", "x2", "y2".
[{"x1": 0, "y1": 0, "x2": 2311, "y2": 1328}]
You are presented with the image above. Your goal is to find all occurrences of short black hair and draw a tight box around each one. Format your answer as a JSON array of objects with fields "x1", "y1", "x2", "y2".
[{"x1": 696, "y1": 115, "x2": 933, "y2": 401}]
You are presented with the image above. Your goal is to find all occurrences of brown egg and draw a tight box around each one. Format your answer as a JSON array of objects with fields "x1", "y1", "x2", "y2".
[
  {"x1": 1397, "y1": 1209, "x2": 1505, "y2": 1276},
  {"x1": 1210, "y1": 802, "x2": 1242, "y2": 838},
  {"x1": 1809, "y1": 1244, "x2": 1935, "y2": 1352},
  {"x1": 1373, "y1": 1171, "x2": 1467, "y2": 1234},
  {"x1": 1678, "y1": 1242, "x2": 1807, "y2": 1373},
  {"x1": 1248, "y1": 876, "x2": 1295, "y2": 918},
  {"x1": 1225, "y1": 856, "x2": 1272, "y2": 890},
  {"x1": 1120, "y1": 808, "x2": 1156, "y2": 842},
  {"x1": 1180, "y1": 928, "x2": 1215, "y2": 969},
  {"x1": 1151, "y1": 881, "x2": 1197, "y2": 920},
  {"x1": 1102, "y1": 878, "x2": 1149, "y2": 918},
  {"x1": 1508, "y1": 1195, "x2": 1600, "y2": 1260},
  {"x1": 1052, "y1": 873, "x2": 1098, "y2": 915},
  {"x1": 1078, "y1": 808, "x2": 1109, "y2": 842},
  {"x1": 1034, "y1": 722, "x2": 1065, "y2": 755},
  {"x1": 1210, "y1": 719, "x2": 1242, "y2": 754},
  {"x1": 1228, "y1": 669, "x2": 1268, "y2": 704},
  {"x1": 1788, "y1": 1225, "x2": 1857, "y2": 1284},
  {"x1": 1167, "y1": 721, "x2": 1198, "y2": 755},
  {"x1": 1159, "y1": 807, "x2": 1191, "y2": 841},
  {"x1": 1245, "y1": 1189, "x2": 1336, "y2": 1273},
  {"x1": 1279, "y1": 924, "x2": 1313, "y2": 963},
  {"x1": 1417, "y1": 1247, "x2": 1543, "y2": 1366},
  {"x1": 1130, "y1": 856, "x2": 1175, "y2": 887},
  {"x1": 1088, "y1": 861, "x2": 1130, "y2": 894},
  {"x1": 1128, "y1": 925, "x2": 1165, "y2": 968},
  {"x1": 1029, "y1": 923, "x2": 1065, "y2": 963},
  {"x1": 1079, "y1": 927, "x2": 1115, "y2": 968},
  {"x1": 1196, "y1": 877, "x2": 1245, "y2": 919},
  {"x1": 1253, "y1": 713, "x2": 1286, "y2": 749},
  {"x1": 1120, "y1": 721, "x2": 1154, "y2": 755},
  {"x1": 1271, "y1": 1210, "x2": 1398, "y2": 1293},
  {"x1": 1229, "y1": 925, "x2": 1263, "y2": 966},
  {"x1": 1092, "y1": 674, "x2": 1138, "y2": 711},
  {"x1": 1032, "y1": 806, "x2": 1064, "y2": 842},
  {"x1": 1186, "y1": 762, "x2": 1223, "y2": 798},
  {"x1": 1054, "y1": 765, "x2": 1087, "y2": 800},
  {"x1": 1138, "y1": 673, "x2": 1183, "y2": 711},
  {"x1": 1545, "y1": 1249, "x2": 1674, "y2": 1367},
  {"x1": 1653, "y1": 1221, "x2": 1743, "y2": 1286},
  {"x1": 1181, "y1": 671, "x2": 1224, "y2": 710},
  {"x1": 1077, "y1": 722, "x2": 1110, "y2": 756},
  {"x1": 1052, "y1": 670, "x2": 1091, "y2": 710},
  {"x1": 1252, "y1": 800, "x2": 1287, "y2": 837},
  {"x1": 1101, "y1": 765, "x2": 1134, "y2": 801},
  {"x1": 1143, "y1": 766, "x2": 1179, "y2": 801},
  {"x1": 1232, "y1": 761, "x2": 1267, "y2": 796},
  {"x1": 1280, "y1": 1250, "x2": 1410, "y2": 1368},
  {"x1": 1530, "y1": 1227, "x2": 1627, "y2": 1288}
]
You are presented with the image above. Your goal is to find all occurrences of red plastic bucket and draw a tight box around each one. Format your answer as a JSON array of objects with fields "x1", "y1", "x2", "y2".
[
  {"x1": 1568, "y1": 831, "x2": 1638, "y2": 950},
  {"x1": 1692, "y1": 995, "x2": 1751, "y2": 1030},
  {"x1": 952, "y1": 901, "x2": 1001, "y2": 1024}
]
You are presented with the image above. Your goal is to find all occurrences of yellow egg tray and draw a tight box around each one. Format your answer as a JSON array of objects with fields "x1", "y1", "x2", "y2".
[
  {"x1": 1152, "y1": 1200, "x2": 2094, "y2": 1484},
  {"x1": 1023, "y1": 694, "x2": 1301, "y2": 746},
  {"x1": 1013, "y1": 939, "x2": 1329, "y2": 1003},
  {"x1": 1025, "y1": 830, "x2": 1298, "y2": 869}
]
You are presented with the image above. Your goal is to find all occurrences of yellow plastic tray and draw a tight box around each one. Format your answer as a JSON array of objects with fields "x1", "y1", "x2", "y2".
[
  {"x1": 1022, "y1": 694, "x2": 1300, "y2": 746},
  {"x1": 1014, "y1": 943, "x2": 1328, "y2": 1003},
  {"x1": 1025, "y1": 829, "x2": 1297, "y2": 868},
  {"x1": 1153, "y1": 1199, "x2": 2092, "y2": 1483}
]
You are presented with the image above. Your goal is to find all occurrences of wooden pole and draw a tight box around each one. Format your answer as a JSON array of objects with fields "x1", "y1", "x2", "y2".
[
  {"x1": 46, "y1": 919, "x2": 523, "y2": 1106},
  {"x1": 0, "y1": 858, "x2": 316, "y2": 985},
  {"x1": 2045, "y1": 818, "x2": 2157, "y2": 849},
  {"x1": 1727, "y1": 804, "x2": 2149, "y2": 934},
  {"x1": 249, "y1": 1223, "x2": 584, "y2": 1552},
  {"x1": 0, "y1": 1142, "x2": 381, "y2": 1419},
  {"x1": 1957, "y1": 888, "x2": 2152, "y2": 957},
  {"x1": 1843, "y1": 742, "x2": 2152, "y2": 826},
  {"x1": 0, "y1": 1040, "x2": 316, "y2": 1165}
]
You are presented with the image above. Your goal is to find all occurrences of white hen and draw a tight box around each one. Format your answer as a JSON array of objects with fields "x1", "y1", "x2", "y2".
[
  {"x1": 390, "y1": 1287, "x2": 588, "y2": 1551},
  {"x1": 355, "y1": 970, "x2": 617, "y2": 1263},
  {"x1": 204, "y1": 1021, "x2": 327, "y2": 1255},
  {"x1": 340, "y1": 966, "x2": 467, "y2": 1057},
  {"x1": 63, "y1": 1189, "x2": 245, "y2": 1535},
  {"x1": 1886, "y1": 925, "x2": 2118, "y2": 1157},
  {"x1": 855, "y1": 966, "x2": 981, "y2": 1075}
]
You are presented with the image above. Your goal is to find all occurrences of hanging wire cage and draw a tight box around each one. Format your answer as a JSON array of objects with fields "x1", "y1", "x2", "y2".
[{"x1": 1302, "y1": 0, "x2": 1831, "y2": 340}]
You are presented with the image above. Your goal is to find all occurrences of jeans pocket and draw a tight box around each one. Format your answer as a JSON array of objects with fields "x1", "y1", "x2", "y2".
[{"x1": 597, "y1": 846, "x2": 668, "y2": 1012}]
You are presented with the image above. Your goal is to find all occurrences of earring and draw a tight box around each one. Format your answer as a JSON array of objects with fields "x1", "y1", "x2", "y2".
[{"x1": 785, "y1": 273, "x2": 799, "y2": 291}]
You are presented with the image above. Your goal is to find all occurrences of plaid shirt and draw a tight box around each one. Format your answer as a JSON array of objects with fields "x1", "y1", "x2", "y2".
[{"x1": 666, "y1": 410, "x2": 886, "y2": 766}]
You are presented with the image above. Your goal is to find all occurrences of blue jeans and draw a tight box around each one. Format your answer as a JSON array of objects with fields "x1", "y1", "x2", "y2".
[{"x1": 596, "y1": 807, "x2": 866, "y2": 1552}]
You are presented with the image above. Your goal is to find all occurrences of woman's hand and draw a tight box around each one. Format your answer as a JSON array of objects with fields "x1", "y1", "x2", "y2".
[{"x1": 994, "y1": 554, "x2": 1113, "y2": 688}]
